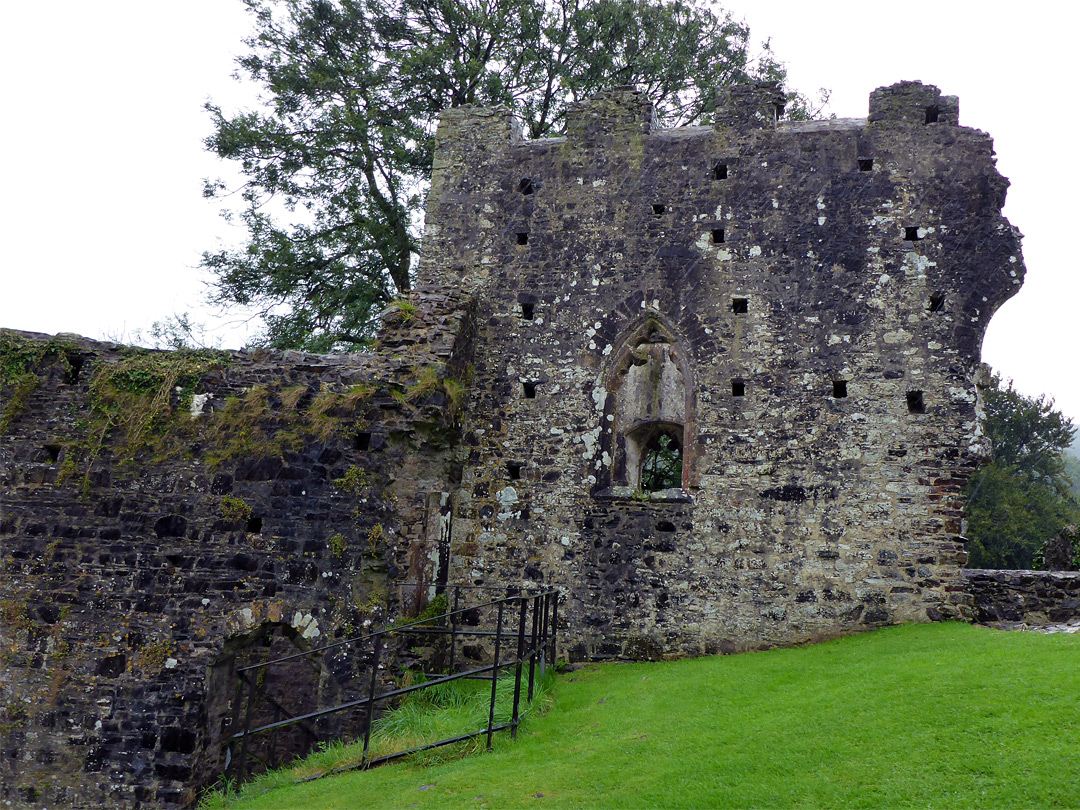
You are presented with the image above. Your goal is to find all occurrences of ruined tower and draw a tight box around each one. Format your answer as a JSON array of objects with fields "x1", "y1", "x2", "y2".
[{"x1": 418, "y1": 80, "x2": 1023, "y2": 659}]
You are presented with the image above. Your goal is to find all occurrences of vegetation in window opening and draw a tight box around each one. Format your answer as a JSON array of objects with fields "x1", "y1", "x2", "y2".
[
  {"x1": 219, "y1": 495, "x2": 255, "y2": 526},
  {"x1": 640, "y1": 432, "x2": 683, "y2": 491}
]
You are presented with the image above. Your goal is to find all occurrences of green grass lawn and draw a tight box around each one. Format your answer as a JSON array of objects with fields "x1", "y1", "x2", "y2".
[{"x1": 209, "y1": 623, "x2": 1080, "y2": 809}]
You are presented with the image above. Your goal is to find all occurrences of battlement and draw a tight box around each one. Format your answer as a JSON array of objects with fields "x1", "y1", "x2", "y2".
[
  {"x1": 714, "y1": 81, "x2": 787, "y2": 131},
  {"x1": 869, "y1": 80, "x2": 960, "y2": 126}
]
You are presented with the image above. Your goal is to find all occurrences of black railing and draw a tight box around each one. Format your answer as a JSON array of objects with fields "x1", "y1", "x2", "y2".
[{"x1": 221, "y1": 585, "x2": 558, "y2": 787}]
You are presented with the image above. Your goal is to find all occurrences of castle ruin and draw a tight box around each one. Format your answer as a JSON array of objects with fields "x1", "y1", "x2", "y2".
[{"x1": 2, "y1": 81, "x2": 1060, "y2": 808}]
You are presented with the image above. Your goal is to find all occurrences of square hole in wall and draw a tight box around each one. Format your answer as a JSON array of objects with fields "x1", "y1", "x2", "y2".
[
  {"x1": 246, "y1": 515, "x2": 263, "y2": 534},
  {"x1": 925, "y1": 106, "x2": 939, "y2": 124},
  {"x1": 731, "y1": 297, "x2": 748, "y2": 314},
  {"x1": 713, "y1": 162, "x2": 728, "y2": 180},
  {"x1": 523, "y1": 381, "x2": 538, "y2": 399},
  {"x1": 518, "y1": 177, "x2": 535, "y2": 195},
  {"x1": 928, "y1": 292, "x2": 945, "y2": 312},
  {"x1": 507, "y1": 462, "x2": 523, "y2": 480},
  {"x1": 355, "y1": 432, "x2": 371, "y2": 451},
  {"x1": 65, "y1": 355, "x2": 85, "y2": 384},
  {"x1": 711, "y1": 229, "x2": 725, "y2": 244},
  {"x1": 519, "y1": 301, "x2": 535, "y2": 320},
  {"x1": 732, "y1": 380, "x2": 745, "y2": 397},
  {"x1": 832, "y1": 380, "x2": 848, "y2": 398},
  {"x1": 651, "y1": 204, "x2": 666, "y2": 216},
  {"x1": 858, "y1": 158, "x2": 873, "y2": 172},
  {"x1": 906, "y1": 390, "x2": 925, "y2": 414},
  {"x1": 43, "y1": 444, "x2": 61, "y2": 462},
  {"x1": 516, "y1": 232, "x2": 529, "y2": 245},
  {"x1": 904, "y1": 226, "x2": 922, "y2": 241}
]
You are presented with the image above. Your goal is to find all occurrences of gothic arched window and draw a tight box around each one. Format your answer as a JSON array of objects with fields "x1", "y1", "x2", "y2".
[{"x1": 599, "y1": 316, "x2": 694, "y2": 496}]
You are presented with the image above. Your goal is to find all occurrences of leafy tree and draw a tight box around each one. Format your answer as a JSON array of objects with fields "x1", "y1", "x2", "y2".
[
  {"x1": 1064, "y1": 439, "x2": 1080, "y2": 502},
  {"x1": 203, "y1": 0, "x2": 813, "y2": 351},
  {"x1": 640, "y1": 432, "x2": 682, "y2": 491},
  {"x1": 965, "y1": 375, "x2": 1080, "y2": 569}
]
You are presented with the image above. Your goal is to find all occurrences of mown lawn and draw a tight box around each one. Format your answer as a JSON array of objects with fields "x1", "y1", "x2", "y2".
[{"x1": 209, "y1": 623, "x2": 1080, "y2": 809}]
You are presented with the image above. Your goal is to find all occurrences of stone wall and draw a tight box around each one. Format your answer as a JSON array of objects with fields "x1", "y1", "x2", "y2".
[
  {"x1": 0, "y1": 285, "x2": 475, "y2": 808},
  {"x1": 419, "y1": 81, "x2": 1024, "y2": 659},
  {"x1": 964, "y1": 569, "x2": 1080, "y2": 625}
]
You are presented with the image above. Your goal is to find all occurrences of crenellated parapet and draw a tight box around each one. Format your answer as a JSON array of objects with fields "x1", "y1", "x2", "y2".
[
  {"x1": 565, "y1": 85, "x2": 655, "y2": 142},
  {"x1": 714, "y1": 81, "x2": 787, "y2": 131},
  {"x1": 868, "y1": 80, "x2": 960, "y2": 127}
]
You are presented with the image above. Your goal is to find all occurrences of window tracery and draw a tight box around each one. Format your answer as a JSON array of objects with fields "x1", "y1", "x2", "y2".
[{"x1": 598, "y1": 316, "x2": 694, "y2": 497}]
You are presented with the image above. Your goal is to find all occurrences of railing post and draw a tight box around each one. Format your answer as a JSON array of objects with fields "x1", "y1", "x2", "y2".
[
  {"x1": 511, "y1": 595, "x2": 527, "y2": 740},
  {"x1": 361, "y1": 634, "x2": 382, "y2": 767},
  {"x1": 486, "y1": 599, "x2": 505, "y2": 750},
  {"x1": 527, "y1": 593, "x2": 540, "y2": 702},
  {"x1": 539, "y1": 593, "x2": 549, "y2": 675},
  {"x1": 549, "y1": 591, "x2": 558, "y2": 666},
  {"x1": 449, "y1": 585, "x2": 460, "y2": 675}
]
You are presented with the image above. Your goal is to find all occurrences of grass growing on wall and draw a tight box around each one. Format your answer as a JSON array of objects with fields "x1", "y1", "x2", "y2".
[
  {"x1": 208, "y1": 623, "x2": 1080, "y2": 809},
  {"x1": 2, "y1": 332, "x2": 472, "y2": 491},
  {"x1": 0, "y1": 330, "x2": 79, "y2": 434}
]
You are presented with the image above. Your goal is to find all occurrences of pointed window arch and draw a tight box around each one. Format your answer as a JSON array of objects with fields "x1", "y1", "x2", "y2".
[{"x1": 598, "y1": 315, "x2": 695, "y2": 496}]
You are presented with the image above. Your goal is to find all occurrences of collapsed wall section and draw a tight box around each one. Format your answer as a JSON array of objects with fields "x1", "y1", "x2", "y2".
[
  {"x1": 0, "y1": 286, "x2": 475, "y2": 808},
  {"x1": 418, "y1": 81, "x2": 1024, "y2": 659}
]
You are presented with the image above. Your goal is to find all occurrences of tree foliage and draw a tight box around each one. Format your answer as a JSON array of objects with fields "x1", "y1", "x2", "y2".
[
  {"x1": 203, "y1": 0, "x2": 812, "y2": 351},
  {"x1": 1064, "y1": 440, "x2": 1080, "y2": 502},
  {"x1": 965, "y1": 375, "x2": 1080, "y2": 569},
  {"x1": 639, "y1": 431, "x2": 682, "y2": 492}
]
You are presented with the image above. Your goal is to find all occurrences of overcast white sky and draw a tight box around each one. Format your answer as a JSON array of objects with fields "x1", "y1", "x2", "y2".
[{"x1": 1, "y1": 1, "x2": 1077, "y2": 422}]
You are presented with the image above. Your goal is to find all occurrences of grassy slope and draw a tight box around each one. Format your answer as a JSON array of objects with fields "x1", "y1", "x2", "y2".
[{"x1": 220, "y1": 624, "x2": 1080, "y2": 809}]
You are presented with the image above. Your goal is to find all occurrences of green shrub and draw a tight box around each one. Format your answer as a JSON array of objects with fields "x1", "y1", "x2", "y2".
[{"x1": 219, "y1": 495, "x2": 254, "y2": 525}]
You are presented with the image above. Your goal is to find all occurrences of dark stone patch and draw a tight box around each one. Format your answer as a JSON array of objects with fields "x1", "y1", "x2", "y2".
[
  {"x1": 760, "y1": 485, "x2": 807, "y2": 502},
  {"x1": 153, "y1": 515, "x2": 188, "y2": 539}
]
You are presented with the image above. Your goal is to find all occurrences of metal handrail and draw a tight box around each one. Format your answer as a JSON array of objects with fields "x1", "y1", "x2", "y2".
[{"x1": 221, "y1": 585, "x2": 558, "y2": 787}]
